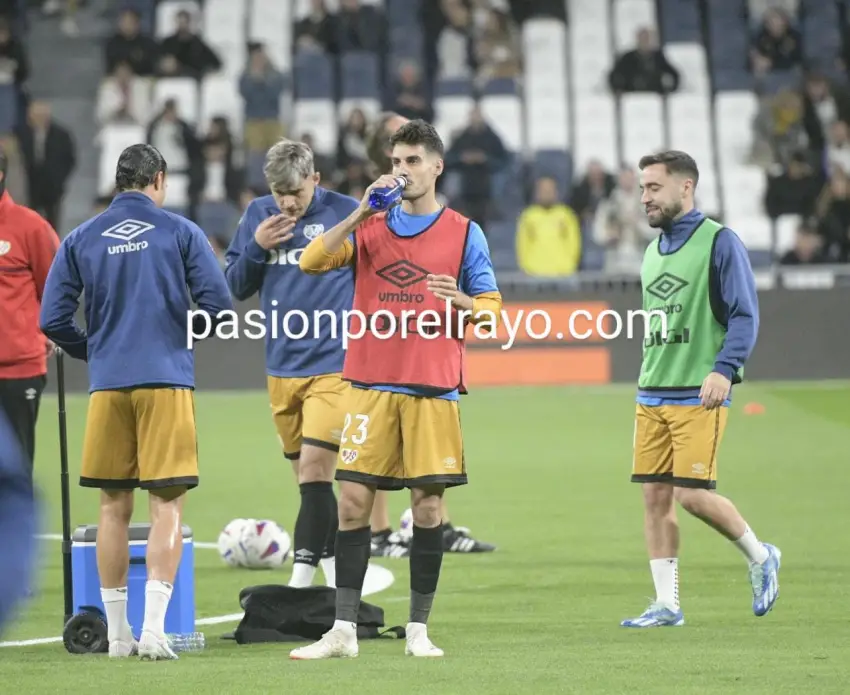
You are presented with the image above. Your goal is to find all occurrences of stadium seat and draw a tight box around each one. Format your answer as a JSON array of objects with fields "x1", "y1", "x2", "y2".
[
  {"x1": 775, "y1": 214, "x2": 801, "y2": 255},
  {"x1": 664, "y1": 43, "x2": 710, "y2": 93},
  {"x1": 152, "y1": 77, "x2": 200, "y2": 125},
  {"x1": 249, "y1": 0, "x2": 292, "y2": 72},
  {"x1": 294, "y1": 50, "x2": 334, "y2": 100},
  {"x1": 164, "y1": 172, "x2": 190, "y2": 211},
  {"x1": 721, "y1": 166, "x2": 767, "y2": 218},
  {"x1": 667, "y1": 93, "x2": 719, "y2": 211},
  {"x1": 725, "y1": 214, "x2": 772, "y2": 251},
  {"x1": 292, "y1": 100, "x2": 338, "y2": 155},
  {"x1": 387, "y1": 0, "x2": 421, "y2": 27},
  {"x1": 523, "y1": 19, "x2": 569, "y2": 150},
  {"x1": 338, "y1": 51, "x2": 382, "y2": 125},
  {"x1": 612, "y1": 0, "x2": 658, "y2": 53},
  {"x1": 434, "y1": 79, "x2": 475, "y2": 145},
  {"x1": 480, "y1": 79, "x2": 523, "y2": 153},
  {"x1": 531, "y1": 150, "x2": 573, "y2": 199},
  {"x1": 573, "y1": 94, "x2": 619, "y2": 173},
  {"x1": 620, "y1": 93, "x2": 666, "y2": 167},
  {"x1": 197, "y1": 200, "x2": 241, "y2": 241},
  {"x1": 199, "y1": 75, "x2": 243, "y2": 138},
  {"x1": 715, "y1": 91, "x2": 758, "y2": 167},
  {"x1": 659, "y1": 0, "x2": 701, "y2": 42},
  {"x1": 155, "y1": 0, "x2": 201, "y2": 39},
  {"x1": 203, "y1": 0, "x2": 248, "y2": 80},
  {"x1": 0, "y1": 84, "x2": 18, "y2": 134},
  {"x1": 568, "y1": 7, "x2": 613, "y2": 94},
  {"x1": 98, "y1": 124, "x2": 146, "y2": 195}
]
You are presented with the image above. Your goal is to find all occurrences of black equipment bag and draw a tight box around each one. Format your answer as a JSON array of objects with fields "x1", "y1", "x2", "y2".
[{"x1": 226, "y1": 585, "x2": 405, "y2": 644}]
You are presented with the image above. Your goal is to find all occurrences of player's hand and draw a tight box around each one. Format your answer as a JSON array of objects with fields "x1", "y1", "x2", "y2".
[
  {"x1": 46, "y1": 339, "x2": 56, "y2": 358},
  {"x1": 426, "y1": 275, "x2": 473, "y2": 311},
  {"x1": 254, "y1": 214, "x2": 296, "y2": 250},
  {"x1": 358, "y1": 175, "x2": 404, "y2": 218},
  {"x1": 700, "y1": 372, "x2": 731, "y2": 409}
]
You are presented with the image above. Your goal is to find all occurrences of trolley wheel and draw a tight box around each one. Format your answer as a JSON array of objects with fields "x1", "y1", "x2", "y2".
[{"x1": 62, "y1": 611, "x2": 109, "y2": 654}]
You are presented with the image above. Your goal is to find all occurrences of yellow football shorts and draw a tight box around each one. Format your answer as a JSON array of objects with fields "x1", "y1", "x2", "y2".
[
  {"x1": 80, "y1": 387, "x2": 198, "y2": 490},
  {"x1": 267, "y1": 373, "x2": 348, "y2": 459},
  {"x1": 631, "y1": 403, "x2": 728, "y2": 489},
  {"x1": 334, "y1": 386, "x2": 467, "y2": 491}
]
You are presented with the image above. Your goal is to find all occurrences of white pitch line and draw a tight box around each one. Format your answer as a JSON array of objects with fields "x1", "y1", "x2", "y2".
[{"x1": 1, "y1": 537, "x2": 395, "y2": 649}]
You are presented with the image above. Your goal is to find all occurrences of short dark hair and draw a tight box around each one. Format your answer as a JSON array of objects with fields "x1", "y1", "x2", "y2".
[
  {"x1": 388, "y1": 119, "x2": 444, "y2": 157},
  {"x1": 366, "y1": 111, "x2": 401, "y2": 174},
  {"x1": 638, "y1": 150, "x2": 699, "y2": 187},
  {"x1": 114, "y1": 144, "x2": 167, "y2": 192}
]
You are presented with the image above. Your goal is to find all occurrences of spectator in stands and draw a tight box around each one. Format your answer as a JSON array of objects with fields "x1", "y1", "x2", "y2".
[
  {"x1": 815, "y1": 166, "x2": 850, "y2": 261},
  {"x1": 802, "y1": 72, "x2": 850, "y2": 154},
  {"x1": 336, "y1": 0, "x2": 383, "y2": 53},
  {"x1": 749, "y1": 7, "x2": 801, "y2": 76},
  {"x1": 198, "y1": 117, "x2": 241, "y2": 206},
  {"x1": 239, "y1": 43, "x2": 286, "y2": 155},
  {"x1": 592, "y1": 165, "x2": 654, "y2": 274},
  {"x1": 0, "y1": 17, "x2": 28, "y2": 99},
  {"x1": 95, "y1": 60, "x2": 153, "y2": 128},
  {"x1": 336, "y1": 108, "x2": 369, "y2": 169},
  {"x1": 295, "y1": 0, "x2": 337, "y2": 54},
  {"x1": 608, "y1": 28, "x2": 679, "y2": 95},
  {"x1": 780, "y1": 220, "x2": 828, "y2": 265},
  {"x1": 570, "y1": 160, "x2": 616, "y2": 223},
  {"x1": 145, "y1": 99, "x2": 201, "y2": 211},
  {"x1": 444, "y1": 104, "x2": 509, "y2": 230},
  {"x1": 474, "y1": 8, "x2": 522, "y2": 87},
  {"x1": 764, "y1": 150, "x2": 822, "y2": 219},
  {"x1": 16, "y1": 100, "x2": 75, "y2": 232},
  {"x1": 336, "y1": 160, "x2": 370, "y2": 199},
  {"x1": 0, "y1": 136, "x2": 26, "y2": 204},
  {"x1": 158, "y1": 10, "x2": 222, "y2": 80},
  {"x1": 515, "y1": 176, "x2": 581, "y2": 277},
  {"x1": 750, "y1": 88, "x2": 810, "y2": 170},
  {"x1": 436, "y1": 0, "x2": 474, "y2": 79},
  {"x1": 388, "y1": 60, "x2": 434, "y2": 123},
  {"x1": 104, "y1": 8, "x2": 158, "y2": 77},
  {"x1": 825, "y1": 120, "x2": 850, "y2": 176}
]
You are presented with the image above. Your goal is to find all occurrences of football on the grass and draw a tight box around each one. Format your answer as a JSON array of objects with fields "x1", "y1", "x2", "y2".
[{"x1": 217, "y1": 518, "x2": 290, "y2": 568}]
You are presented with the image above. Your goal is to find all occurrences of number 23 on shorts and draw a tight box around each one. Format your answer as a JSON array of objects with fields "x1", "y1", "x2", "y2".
[{"x1": 339, "y1": 412, "x2": 369, "y2": 464}]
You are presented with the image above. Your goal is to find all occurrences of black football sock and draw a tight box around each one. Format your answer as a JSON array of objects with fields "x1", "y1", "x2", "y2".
[
  {"x1": 409, "y1": 524, "x2": 444, "y2": 625},
  {"x1": 293, "y1": 482, "x2": 333, "y2": 567},
  {"x1": 372, "y1": 527, "x2": 392, "y2": 539},
  {"x1": 321, "y1": 490, "x2": 339, "y2": 559},
  {"x1": 334, "y1": 526, "x2": 371, "y2": 623}
]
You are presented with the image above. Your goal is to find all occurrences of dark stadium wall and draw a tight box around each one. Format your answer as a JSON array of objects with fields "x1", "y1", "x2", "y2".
[{"x1": 47, "y1": 289, "x2": 850, "y2": 394}]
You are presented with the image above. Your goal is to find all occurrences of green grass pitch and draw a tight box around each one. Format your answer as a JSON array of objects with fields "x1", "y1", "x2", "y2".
[{"x1": 1, "y1": 382, "x2": 848, "y2": 694}]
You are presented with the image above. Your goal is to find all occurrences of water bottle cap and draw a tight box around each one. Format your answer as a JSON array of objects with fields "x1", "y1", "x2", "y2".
[{"x1": 396, "y1": 176, "x2": 408, "y2": 187}]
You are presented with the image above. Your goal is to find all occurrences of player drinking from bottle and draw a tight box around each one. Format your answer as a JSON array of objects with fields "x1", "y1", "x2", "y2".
[
  {"x1": 225, "y1": 139, "x2": 361, "y2": 589},
  {"x1": 622, "y1": 150, "x2": 781, "y2": 628},
  {"x1": 290, "y1": 119, "x2": 502, "y2": 660},
  {"x1": 363, "y1": 111, "x2": 496, "y2": 558},
  {"x1": 40, "y1": 144, "x2": 233, "y2": 660}
]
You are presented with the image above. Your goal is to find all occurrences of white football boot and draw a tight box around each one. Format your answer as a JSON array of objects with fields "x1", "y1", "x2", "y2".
[
  {"x1": 290, "y1": 623, "x2": 358, "y2": 660},
  {"x1": 108, "y1": 636, "x2": 138, "y2": 658},
  {"x1": 138, "y1": 630, "x2": 178, "y2": 661},
  {"x1": 405, "y1": 622, "x2": 443, "y2": 657}
]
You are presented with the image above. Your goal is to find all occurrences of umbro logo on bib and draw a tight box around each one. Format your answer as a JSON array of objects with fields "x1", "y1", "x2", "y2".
[{"x1": 646, "y1": 272, "x2": 689, "y2": 301}]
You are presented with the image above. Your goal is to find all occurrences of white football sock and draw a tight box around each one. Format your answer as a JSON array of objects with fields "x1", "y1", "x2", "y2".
[
  {"x1": 332, "y1": 619, "x2": 356, "y2": 632},
  {"x1": 650, "y1": 558, "x2": 680, "y2": 611},
  {"x1": 100, "y1": 587, "x2": 132, "y2": 641},
  {"x1": 289, "y1": 563, "x2": 317, "y2": 588},
  {"x1": 320, "y1": 557, "x2": 336, "y2": 588},
  {"x1": 142, "y1": 580, "x2": 173, "y2": 637},
  {"x1": 733, "y1": 527, "x2": 769, "y2": 564}
]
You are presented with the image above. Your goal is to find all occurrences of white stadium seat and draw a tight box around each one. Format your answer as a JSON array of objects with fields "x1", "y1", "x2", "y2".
[
  {"x1": 573, "y1": 94, "x2": 618, "y2": 172},
  {"x1": 434, "y1": 95, "x2": 475, "y2": 144},
  {"x1": 480, "y1": 94, "x2": 524, "y2": 152},
  {"x1": 199, "y1": 75, "x2": 243, "y2": 137},
  {"x1": 620, "y1": 93, "x2": 666, "y2": 168},
  {"x1": 292, "y1": 100, "x2": 338, "y2": 156},
  {"x1": 152, "y1": 77, "x2": 200, "y2": 125},
  {"x1": 98, "y1": 124, "x2": 146, "y2": 195},
  {"x1": 613, "y1": 0, "x2": 658, "y2": 53}
]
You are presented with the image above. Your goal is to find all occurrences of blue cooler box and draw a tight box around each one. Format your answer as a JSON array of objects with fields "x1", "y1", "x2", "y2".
[{"x1": 71, "y1": 523, "x2": 195, "y2": 638}]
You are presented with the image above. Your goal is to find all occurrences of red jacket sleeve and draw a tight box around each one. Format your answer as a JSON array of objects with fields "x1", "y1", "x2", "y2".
[{"x1": 28, "y1": 218, "x2": 60, "y2": 302}]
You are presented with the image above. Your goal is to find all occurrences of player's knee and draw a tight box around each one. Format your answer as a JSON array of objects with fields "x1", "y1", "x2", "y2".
[
  {"x1": 297, "y1": 445, "x2": 336, "y2": 483},
  {"x1": 410, "y1": 486, "x2": 445, "y2": 528},
  {"x1": 338, "y1": 487, "x2": 371, "y2": 526},
  {"x1": 100, "y1": 489, "x2": 134, "y2": 524},
  {"x1": 674, "y1": 486, "x2": 709, "y2": 515},
  {"x1": 642, "y1": 482, "x2": 675, "y2": 516}
]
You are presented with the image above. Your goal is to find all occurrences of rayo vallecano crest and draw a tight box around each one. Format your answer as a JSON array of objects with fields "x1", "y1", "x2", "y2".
[{"x1": 303, "y1": 224, "x2": 325, "y2": 240}]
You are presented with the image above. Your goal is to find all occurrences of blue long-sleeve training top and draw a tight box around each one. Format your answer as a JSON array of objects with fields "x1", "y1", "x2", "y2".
[
  {"x1": 636, "y1": 208, "x2": 759, "y2": 407},
  {"x1": 39, "y1": 191, "x2": 234, "y2": 392},
  {"x1": 224, "y1": 187, "x2": 359, "y2": 377}
]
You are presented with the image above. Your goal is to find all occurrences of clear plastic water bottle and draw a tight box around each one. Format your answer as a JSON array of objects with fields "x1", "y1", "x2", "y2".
[
  {"x1": 368, "y1": 176, "x2": 407, "y2": 211},
  {"x1": 167, "y1": 632, "x2": 205, "y2": 653}
]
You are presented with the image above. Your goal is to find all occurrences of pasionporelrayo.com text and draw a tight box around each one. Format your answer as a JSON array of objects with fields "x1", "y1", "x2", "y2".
[{"x1": 186, "y1": 300, "x2": 668, "y2": 349}]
